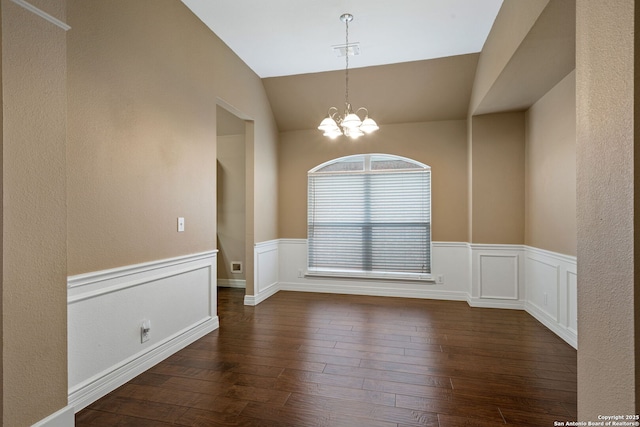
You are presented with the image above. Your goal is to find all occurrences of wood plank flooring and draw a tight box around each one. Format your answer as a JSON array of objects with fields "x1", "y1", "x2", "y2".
[{"x1": 76, "y1": 288, "x2": 577, "y2": 426}]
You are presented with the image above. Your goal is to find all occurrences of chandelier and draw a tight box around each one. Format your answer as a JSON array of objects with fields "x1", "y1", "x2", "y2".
[{"x1": 318, "y1": 13, "x2": 379, "y2": 139}]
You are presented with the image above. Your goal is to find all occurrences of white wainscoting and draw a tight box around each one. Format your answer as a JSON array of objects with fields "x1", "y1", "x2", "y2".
[
  {"x1": 468, "y1": 244, "x2": 576, "y2": 348},
  {"x1": 469, "y1": 244, "x2": 526, "y2": 309},
  {"x1": 524, "y1": 246, "x2": 577, "y2": 348},
  {"x1": 252, "y1": 239, "x2": 577, "y2": 349},
  {"x1": 245, "y1": 240, "x2": 279, "y2": 306},
  {"x1": 276, "y1": 239, "x2": 470, "y2": 300},
  {"x1": 67, "y1": 251, "x2": 219, "y2": 411}
]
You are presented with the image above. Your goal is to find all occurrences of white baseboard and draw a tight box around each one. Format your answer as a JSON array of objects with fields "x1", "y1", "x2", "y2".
[
  {"x1": 31, "y1": 405, "x2": 74, "y2": 427},
  {"x1": 244, "y1": 282, "x2": 279, "y2": 306},
  {"x1": 217, "y1": 278, "x2": 246, "y2": 288},
  {"x1": 68, "y1": 251, "x2": 219, "y2": 411},
  {"x1": 467, "y1": 296, "x2": 525, "y2": 310}
]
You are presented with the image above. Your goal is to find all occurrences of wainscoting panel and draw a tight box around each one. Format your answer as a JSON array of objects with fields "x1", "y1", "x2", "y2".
[
  {"x1": 277, "y1": 239, "x2": 470, "y2": 300},
  {"x1": 68, "y1": 251, "x2": 218, "y2": 411},
  {"x1": 567, "y1": 270, "x2": 578, "y2": 335},
  {"x1": 524, "y1": 247, "x2": 577, "y2": 348},
  {"x1": 479, "y1": 255, "x2": 519, "y2": 300},
  {"x1": 246, "y1": 240, "x2": 279, "y2": 305},
  {"x1": 525, "y1": 257, "x2": 560, "y2": 321},
  {"x1": 470, "y1": 245, "x2": 525, "y2": 309}
]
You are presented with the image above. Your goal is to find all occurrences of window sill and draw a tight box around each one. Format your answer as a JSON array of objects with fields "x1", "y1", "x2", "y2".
[{"x1": 304, "y1": 271, "x2": 435, "y2": 283}]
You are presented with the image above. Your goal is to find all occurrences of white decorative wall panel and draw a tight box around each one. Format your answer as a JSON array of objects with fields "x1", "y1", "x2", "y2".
[
  {"x1": 68, "y1": 251, "x2": 218, "y2": 411},
  {"x1": 469, "y1": 245, "x2": 524, "y2": 309},
  {"x1": 277, "y1": 239, "x2": 470, "y2": 300},
  {"x1": 246, "y1": 240, "x2": 279, "y2": 305},
  {"x1": 524, "y1": 247, "x2": 577, "y2": 348},
  {"x1": 479, "y1": 254, "x2": 519, "y2": 299},
  {"x1": 526, "y1": 257, "x2": 560, "y2": 321},
  {"x1": 567, "y1": 271, "x2": 578, "y2": 335}
]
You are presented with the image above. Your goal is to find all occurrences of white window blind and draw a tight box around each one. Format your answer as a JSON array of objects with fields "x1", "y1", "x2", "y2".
[{"x1": 307, "y1": 154, "x2": 431, "y2": 280}]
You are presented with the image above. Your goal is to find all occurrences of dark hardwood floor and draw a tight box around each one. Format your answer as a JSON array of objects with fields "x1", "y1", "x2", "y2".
[{"x1": 76, "y1": 288, "x2": 577, "y2": 426}]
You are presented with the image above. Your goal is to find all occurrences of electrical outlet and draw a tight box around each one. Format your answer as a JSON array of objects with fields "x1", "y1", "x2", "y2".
[
  {"x1": 436, "y1": 274, "x2": 444, "y2": 284},
  {"x1": 141, "y1": 320, "x2": 151, "y2": 343},
  {"x1": 177, "y1": 217, "x2": 185, "y2": 232},
  {"x1": 297, "y1": 269, "x2": 303, "y2": 278}
]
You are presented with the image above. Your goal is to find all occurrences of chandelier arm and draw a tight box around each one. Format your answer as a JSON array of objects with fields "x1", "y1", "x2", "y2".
[{"x1": 355, "y1": 107, "x2": 369, "y2": 118}]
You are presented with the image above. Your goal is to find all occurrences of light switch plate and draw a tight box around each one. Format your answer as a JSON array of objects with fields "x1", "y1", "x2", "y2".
[{"x1": 177, "y1": 217, "x2": 185, "y2": 232}]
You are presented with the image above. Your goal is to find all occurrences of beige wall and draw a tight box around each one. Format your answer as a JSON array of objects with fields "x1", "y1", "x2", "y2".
[
  {"x1": 67, "y1": 0, "x2": 278, "y2": 276},
  {"x1": 244, "y1": 122, "x2": 257, "y2": 294},
  {"x1": 470, "y1": 112, "x2": 525, "y2": 244},
  {"x1": 264, "y1": 54, "x2": 479, "y2": 132},
  {"x1": 278, "y1": 120, "x2": 468, "y2": 242},
  {"x1": 525, "y1": 71, "x2": 576, "y2": 256},
  {"x1": 2, "y1": 0, "x2": 68, "y2": 425},
  {"x1": 217, "y1": 134, "x2": 246, "y2": 280},
  {"x1": 468, "y1": 0, "x2": 575, "y2": 249},
  {"x1": 576, "y1": 0, "x2": 638, "y2": 418},
  {"x1": 469, "y1": 0, "x2": 550, "y2": 115}
]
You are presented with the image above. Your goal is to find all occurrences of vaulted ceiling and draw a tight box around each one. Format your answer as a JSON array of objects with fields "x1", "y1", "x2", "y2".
[
  {"x1": 181, "y1": 0, "x2": 503, "y2": 78},
  {"x1": 184, "y1": 0, "x2": 575, "y2": 133}
]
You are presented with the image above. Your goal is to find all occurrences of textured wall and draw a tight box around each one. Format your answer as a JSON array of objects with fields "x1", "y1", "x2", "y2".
[
  {"x1": 576, "y1": 0, "x2": 637, "y2": 419},
  {"x1": 525, "y1": 71, "x2": 576, "y2": 256},
  {"x1": 278, "y1": 120, "x2": 468, "y2": 242},
  {"x1": 2, "y1": 0, "x2": 68, "y2": 424}
]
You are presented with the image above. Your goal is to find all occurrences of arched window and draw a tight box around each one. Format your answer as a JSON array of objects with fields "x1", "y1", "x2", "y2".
[{"x1": 307, "y1": 154, "x2": 431, "y2": 280}]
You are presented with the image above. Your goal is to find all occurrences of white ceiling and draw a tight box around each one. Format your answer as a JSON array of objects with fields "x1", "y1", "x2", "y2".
[{"x1": 181, "y1": 0, "x2": 504, "y2": 78}]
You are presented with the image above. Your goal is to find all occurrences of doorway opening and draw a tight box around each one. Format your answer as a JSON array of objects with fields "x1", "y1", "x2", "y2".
[{"x1": 216, "y1": 105, "x2": 248, "y2": 291}]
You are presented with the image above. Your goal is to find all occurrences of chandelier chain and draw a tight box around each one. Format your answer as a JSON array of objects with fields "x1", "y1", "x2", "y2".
[{"x1": 345, "y1": 17, "x2": 349, "y2": 108}]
